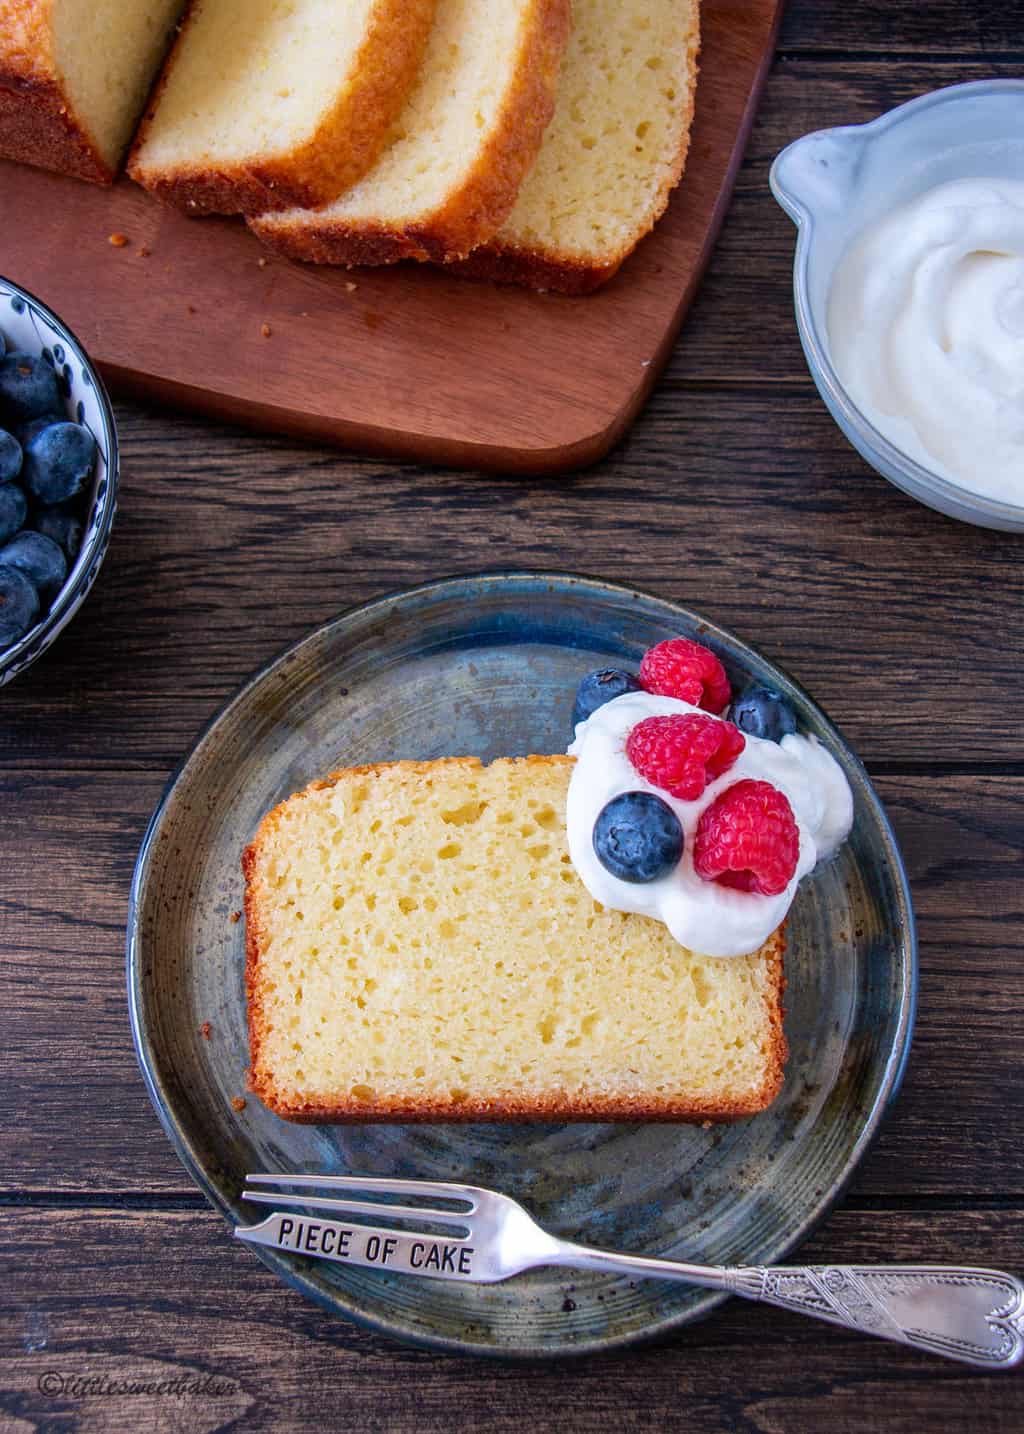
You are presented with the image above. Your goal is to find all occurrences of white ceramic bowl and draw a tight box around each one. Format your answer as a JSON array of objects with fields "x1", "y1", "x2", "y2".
[
  {"x1": 770, "y1": 80, "x2": 1024, "y2": 532},
  {"x1": 0, "y1": 277, "x2": 119, "y2": 684}
]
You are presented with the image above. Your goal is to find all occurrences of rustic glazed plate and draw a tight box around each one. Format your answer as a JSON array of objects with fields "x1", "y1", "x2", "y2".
[{"x1": 127, "y1": 572, "x2": 916, "y2": 1357}]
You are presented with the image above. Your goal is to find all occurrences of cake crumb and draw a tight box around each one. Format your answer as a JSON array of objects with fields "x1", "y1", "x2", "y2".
[
  {"x1": 200, "y1": 1021, "x2": 212, "y2": 1041},
  {"x1": 258, "y1": 257, "x2": 268, "y2": 268},
  {"x1": 230, "y1": 910, "x2": 242, "y2": 924},
  {"x1": 260, "y1": 323, "x2": 272, "y2": 338},
  {"x1": 231, "y1": 1097, "x2": 247, "y2": 1112},
  {"x1": 108, "y1": 232, "x2": 129, "y2": 248},
  {"x1": 137, "y1": 246, "x2": 151, "y2": 258},
  {"x1": 345, "y1": 282, "x2": 357, "y2": 293}
]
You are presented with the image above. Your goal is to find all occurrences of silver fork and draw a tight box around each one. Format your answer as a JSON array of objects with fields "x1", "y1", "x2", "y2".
[{"x1": 237, "y1": 1172, "x2": 1024, "y2": 1369}]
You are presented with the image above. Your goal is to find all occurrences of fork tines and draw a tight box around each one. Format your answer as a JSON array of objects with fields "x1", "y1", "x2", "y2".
[{"x1": 242, "y1": 1172, "x2": 477, "y2": 1232}]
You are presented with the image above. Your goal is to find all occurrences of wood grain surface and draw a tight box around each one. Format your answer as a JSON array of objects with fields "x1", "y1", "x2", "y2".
[
  {"x1": 0, "y1": 0, "x2": 782, "y2": 473},
  {"x1": 3, "y1": 3, "x2": 1024, "y2": 1430}
]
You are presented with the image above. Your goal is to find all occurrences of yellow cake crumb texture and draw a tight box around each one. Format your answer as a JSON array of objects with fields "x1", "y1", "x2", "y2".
[
  {"x1": 249, "y1": 0, "x2": 572, "y2": 265},
  {"x1": 53, "y1": 0, "x2": 186, "y2": 170},
  {"x1": 496, "y1": 0, "x2": 699, "y2": 258},
  {"x1": 128, "y1": 0, "x2": 437, "y2": 213},
  {"x1": 135, "y1": 1, "x2": 382, "y2": 167},
  {"x1": 244, "y1": 756, "x2": 785, "y2": 1122},
  {"x1": 459, "y1": 0, "x2": 701, "y2": 288},
  {"x1": 317, "y1": 0, "x2": 549, "y2": 222},
  {"x1": 0, "y1": 0, "x2": 186, "y2": 181}
]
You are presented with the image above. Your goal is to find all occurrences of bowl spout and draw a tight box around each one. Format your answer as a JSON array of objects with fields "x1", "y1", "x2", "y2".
[{"x1": 770, "y1": 127, "x2": 866, "y2": 225}]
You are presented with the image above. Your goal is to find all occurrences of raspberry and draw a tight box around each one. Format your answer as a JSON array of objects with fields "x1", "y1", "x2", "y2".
[
  {"x1": 639, "y1": 639, "x2": 731, "y2": 714},
  {"x1": 626, "y1": 714, "x2": 745, "y2": 801},
  {"x1": 693, "y1": 779, "x2": 799, "y2": 896}
]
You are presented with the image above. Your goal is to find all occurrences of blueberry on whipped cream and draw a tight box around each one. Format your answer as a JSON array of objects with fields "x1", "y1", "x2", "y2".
[
  {"x1": 566, "y1": 640, "x2": 854, "y2": 958},
  {"x1": 592, "y1": 791, "x2": 684, "y2": 883}
]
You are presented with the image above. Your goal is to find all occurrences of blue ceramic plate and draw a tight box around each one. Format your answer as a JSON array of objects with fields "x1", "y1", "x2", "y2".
[{"x1": 128, "y1": 572, "x2": 916, "y2": 1357}]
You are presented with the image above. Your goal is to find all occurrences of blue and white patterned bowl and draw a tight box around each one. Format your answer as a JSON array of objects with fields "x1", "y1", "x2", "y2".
[{"x1": 0, "y1": 276, "x2": 119, "y2": 685}]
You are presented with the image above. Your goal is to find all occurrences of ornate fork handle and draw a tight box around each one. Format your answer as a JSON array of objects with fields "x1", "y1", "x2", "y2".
[
  {"x1": 729, "y1": 1264, "x2": 1024, "y2": 1367},
  {"x1": 558, "y1": 1247, "x2": 1024, "y2": 1368}
]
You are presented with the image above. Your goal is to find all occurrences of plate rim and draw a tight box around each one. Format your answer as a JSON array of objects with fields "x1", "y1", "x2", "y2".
[{"x1": 127, "y1": 568, "x2": 918, "y2": 1358}]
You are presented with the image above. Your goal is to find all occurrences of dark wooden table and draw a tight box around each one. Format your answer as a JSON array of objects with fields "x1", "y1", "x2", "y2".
[{"x1": 4, "y1": 4, "x2": 1024, "y2": 1429}]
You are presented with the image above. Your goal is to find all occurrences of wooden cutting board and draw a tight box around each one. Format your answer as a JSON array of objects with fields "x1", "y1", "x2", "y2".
[{"x1": 0, "y1": 0, "x2": 782, "y2": 474}]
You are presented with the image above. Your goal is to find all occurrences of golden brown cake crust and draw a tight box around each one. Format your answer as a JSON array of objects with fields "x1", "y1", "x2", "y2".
[
  {"x1": 0, "y1": 0, "x2": 112, "y2": 183},
  {"x1": 244, "y1": 756, "x2": 788, "y2": 1125},
  {"x1": 446, "y1": 242, "x2": 623, "y2": 296},
  {"x1": 450, "y1": 4, "x2": 700, "y2": 294},
  {"x1": 128, "y1": 0, "x2": 437, "y2": 216},
  {"x1": 249, "y1": 0, "x2": 572, "y2": 265}
]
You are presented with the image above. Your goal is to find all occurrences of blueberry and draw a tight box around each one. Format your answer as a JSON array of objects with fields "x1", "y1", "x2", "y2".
[
  {"x1": 0, "y1": 351, "x2": 62, "y2": 424},
  {"x1": 0, "y1": 483, "x2": 27, "y2": 544},
  {"x1": 34, "y1": 502, "x2": 84, "y2": 560},
  {"x1": 593, "y1": 792, "x2": 684, "y2": 883},
  {"x1": 572, "y1": 668, "x2": 643, "y2": 730},
  {"x1": 15, "y1": 416, "x2": 58, "y2": 447},
  {"x1": 0, "y1": 429, "x2": 22, "y2": 484},
  {"x1": 0, "y1": 563, "x2": 40, "y2": 649},
  {"x1": 21, "y1": 421, "x2": 96, "y2": 504},
  {"x1": 0, "y1": 531, "x2": 67, "y2": 601},
  {"x1": 730, "y1": 684, "x2": 798, "y2": 743}
]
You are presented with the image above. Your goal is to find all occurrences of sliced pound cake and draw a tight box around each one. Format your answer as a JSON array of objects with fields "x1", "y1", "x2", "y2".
[
  {"x1": 0, "y1": 0, "x2": 186, "y2": 183},
  {"x1": 128, "y1": 0, "x2": 436, "y2": 215},
  {"x1": 243, "y1": 757, "x2": 787, "y2": 1123},
  {"x1": 453, "y1": 0, "x2": 701, "y2": 293},
  {"x1": 249, "y1": 0, "x2": 571, "y2": 266}
]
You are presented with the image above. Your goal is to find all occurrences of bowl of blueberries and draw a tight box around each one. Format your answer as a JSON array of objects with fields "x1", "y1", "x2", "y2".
[{"x1": 0, "y1": 276, "x2": 118, "y2": 685}]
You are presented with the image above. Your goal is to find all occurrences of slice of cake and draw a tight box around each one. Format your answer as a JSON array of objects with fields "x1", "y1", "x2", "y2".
[
  {"x1": 243, "y1": 756, "x2": 787, "y2": 1123},
  {"x1": 451, "y1": 0, "x2": 701, "y2": 293},
  {"x1": 127, "y1": 0, "x2": 436, "y2": 215},
  {"x1": 0, "y1": 0, "x2": 186, "y2": 184},
  {"x1": 248, "y1": 0, "x2": 571, "y2": 266}
]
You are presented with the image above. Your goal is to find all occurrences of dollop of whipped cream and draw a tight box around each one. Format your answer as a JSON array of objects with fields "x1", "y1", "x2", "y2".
[
  {"x1": 566, "y1": 693, "x2": 853, "y2": 958},
  {"x1": 828, "y1": 177, "x2": 1024, "y2": 504}
]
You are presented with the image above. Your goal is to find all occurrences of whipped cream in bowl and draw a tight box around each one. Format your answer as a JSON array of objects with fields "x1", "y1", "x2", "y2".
[
  {"x1": 771, "y1": 78, "x2": 1024, "y2": 529},
  {"x1": 828, "y1": 177, "x2": 1024, "y2": 506},
  {"x1": 566, "y1": 692, "x2": 853, "y2": 959}
]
